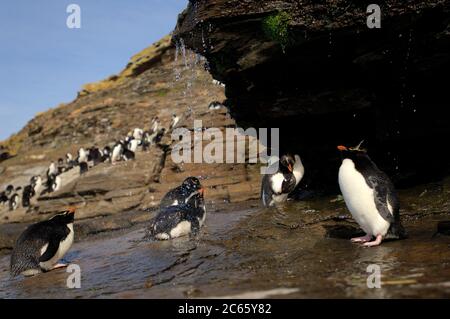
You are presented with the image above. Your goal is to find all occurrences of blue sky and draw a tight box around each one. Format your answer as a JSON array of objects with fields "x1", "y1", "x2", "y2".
[{"x1": 0, "y1": 0, "x2": 188, "y2": 141}]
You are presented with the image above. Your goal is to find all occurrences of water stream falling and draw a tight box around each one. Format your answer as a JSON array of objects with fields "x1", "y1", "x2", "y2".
[{"x1": 173, "y1": 38, "x2": 208, "y2": 119}]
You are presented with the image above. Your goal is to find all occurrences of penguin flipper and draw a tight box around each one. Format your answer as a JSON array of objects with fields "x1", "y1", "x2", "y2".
[
  {"x1": 367, "y1": 176, "x2": 396, "y2": 223},
  {"x1": 39, "y1": 239, "x2": 61, "y2": 263},
  {"x1": 38, "y1": 225, "x2": 70, "y2": 262},
  {"x1": 261, "y1": 175, "x2": 273, "y2": 207}
]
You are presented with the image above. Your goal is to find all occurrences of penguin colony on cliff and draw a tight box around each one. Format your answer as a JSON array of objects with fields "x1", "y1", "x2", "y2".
[{"x1": 0, "y1": 113, "x2": 182, "y2": 214}]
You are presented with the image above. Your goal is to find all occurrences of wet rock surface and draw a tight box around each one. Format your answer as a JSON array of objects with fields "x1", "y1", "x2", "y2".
[
  {"x1": 0, "y1": 179, "x2": 449, "y2": 298},
  {"x1": 174, "y1": 0, "x2": 450, "y2": 188}
]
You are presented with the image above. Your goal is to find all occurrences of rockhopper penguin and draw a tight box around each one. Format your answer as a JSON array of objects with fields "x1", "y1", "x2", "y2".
[
  {"x1": 337, "y1": 141, "x2": 407, "y2": 247},
  {"x1": 10, "y1": 207, "x2": 76, "y2": 277},
  {"x1": 261, "y1": 154, "x2": 304, "y2": 207},
  {"x1": 147, "y1": 188, "x2": 206, "y2": 240}
]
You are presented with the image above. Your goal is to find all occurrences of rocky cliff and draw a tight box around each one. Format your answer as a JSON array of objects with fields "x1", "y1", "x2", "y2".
[
  {"x1": 174, "y1": 0, "x2": 450, "y2": 188},
  {"x1": 0, "y1": 35, "x2": 261, "y2": 251}
]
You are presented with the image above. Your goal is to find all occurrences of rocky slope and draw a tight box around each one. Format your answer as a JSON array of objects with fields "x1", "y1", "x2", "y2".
[
  {"x1": 0, "y1": 35, "x2": 261, "y2": 251},
  {"x1": 174, "y1": 0, "x2": 450, "y2": 188}
]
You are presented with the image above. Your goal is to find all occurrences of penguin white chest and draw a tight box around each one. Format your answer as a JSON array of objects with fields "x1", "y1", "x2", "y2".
[
  {"x1": 338, "y1": 159, "x2": 390, "y2": 236},
  {"x1": 111, "y1": 146, "x2": 122, "y2": 161},
  {"x1": 169, "y1": 221, "x2": 192, "y2": 238}
]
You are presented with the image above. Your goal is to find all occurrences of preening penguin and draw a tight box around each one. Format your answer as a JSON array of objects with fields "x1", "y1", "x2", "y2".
[
  {"x1": 160, "y1": 177, "x2": 203, "y2": 209},
  {"x1": 10, "y1": 208, "x2": 76, "y2": 277},
  {"x1": 147, "y1": 189, "x2": 206, "y2": 240},
  {"x1": 261, "y1": 154, "x2": 304, "y2": 207},
  {"x1": 337, "y1": 141, "x2": 406, "y2": 247}
]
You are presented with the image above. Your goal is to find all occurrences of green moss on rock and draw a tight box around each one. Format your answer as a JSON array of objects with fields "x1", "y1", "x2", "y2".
[{"x1": 262, "y1": 11, "x2": 292, "y2": 51}]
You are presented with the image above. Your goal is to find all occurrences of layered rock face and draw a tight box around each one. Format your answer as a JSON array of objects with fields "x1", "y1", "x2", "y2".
[{"x1": 174, "y1": 0, "x2": 450, "y2": 189}]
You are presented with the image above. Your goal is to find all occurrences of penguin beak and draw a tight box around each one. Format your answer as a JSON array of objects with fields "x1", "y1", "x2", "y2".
[
  {"x1": 288, "y1": 164, "x2": 293, "y2": 172},
  {"x1": 67, "y1": 207, "x2": 76, "y2": 214},
  {"x1": 337, "y1": 145, "x2": 348, "y2": 151},
  {"x1": 199, "y1": 188, "x2": 205, "y2": 196}
]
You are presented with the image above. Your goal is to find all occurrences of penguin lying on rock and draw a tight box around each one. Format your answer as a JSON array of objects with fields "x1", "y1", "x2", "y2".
[
  {"x1": 337, "y1": 141, "x2": 407, "y2": 247},
  {"x1": 160, "y1": 177, "x2": 203, "y2": 209},
  {"x1": 147, "y1": 187, "x2": 206, "y2": 240},
  {"x1": 261, "y1": 154, "x2": 304, "y2": 207},
  {"x1": 10, "y1": 207, "x2": 76, "y2": 277}
]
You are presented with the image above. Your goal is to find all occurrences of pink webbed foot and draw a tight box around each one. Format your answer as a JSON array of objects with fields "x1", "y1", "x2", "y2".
[
  {"x1": 363, "y1": 234, "x2": 383, "y2": 247},
  {"x1": 351, "y1": 234, "x2": 372, "y2": 243}
]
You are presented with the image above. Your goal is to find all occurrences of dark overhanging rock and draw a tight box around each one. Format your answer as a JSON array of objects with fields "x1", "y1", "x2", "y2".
[{"x1": 173, "y1": 0, "x2": 450, "y2": 191}]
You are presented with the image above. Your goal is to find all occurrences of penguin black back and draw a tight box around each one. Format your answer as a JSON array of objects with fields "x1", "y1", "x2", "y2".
[
  {"x1": 22, "y1": 185, "x2": 35, "y2": 208},
  {"x1": 160, "y1": 177, "x2": 203, "y2": 209}
]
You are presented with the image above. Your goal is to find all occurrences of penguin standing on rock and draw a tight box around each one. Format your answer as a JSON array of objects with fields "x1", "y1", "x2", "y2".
[
  {"x1": 111, "y1": 142, "x2": 123, "y2": 164},
  {"x1": 10, "y1": 208, "x2": 76, "y2": 277},
  {"x1": 77, "y1": 148, "x2": 89, "y2": 174},
  {"x1": 0, "y1": 185, "x2": 14, "y2": 205},
  {"x1": 132, "y1": 128, "x2": 144, "y2": 141},
  {"x1": 76, "y1": 148, "x2": 88, "y2": 164},
  {"x1": 160, "y1": 177, "x2": 203, "y2": 209},
  {"x1": 42, "y1": 174, "x2": 57, "y2": 194},
  {"x1": 88, "y1": 147, "x2": 102, "y2": 166},
  {"x1": 337, "y1": 141, "x2": 407, "y2": 247},
  {"x1": 101, "y1": 146, "x2": 111, "y2": 162},
  {"x1": 261, "y1": 154, "x2": 304, "y2": 207},
  {"x1": 170, "y1": 113, "x2": 180, "y2": 131},
  {"x1": 121, "y1": 141, "x2": 135, "y2": 161},
  {"x1": 46, "y1": 162, "x2": 58, "y2": 177},
  {"x1": 22, "y1": 182, "x2": 36, "y2": 208},
  {"x1": 9, "y1": 189, "x2": 21, "y2": 211},
  {"x1": 128, "y1": 139, "x2": 140, "y2": 153},
  {"x1": 57, "y1": 158, "x2": 66, "y2": 174},
  {"x1": 147, "y1": 188, "x2": 206, "y2": 240}
]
